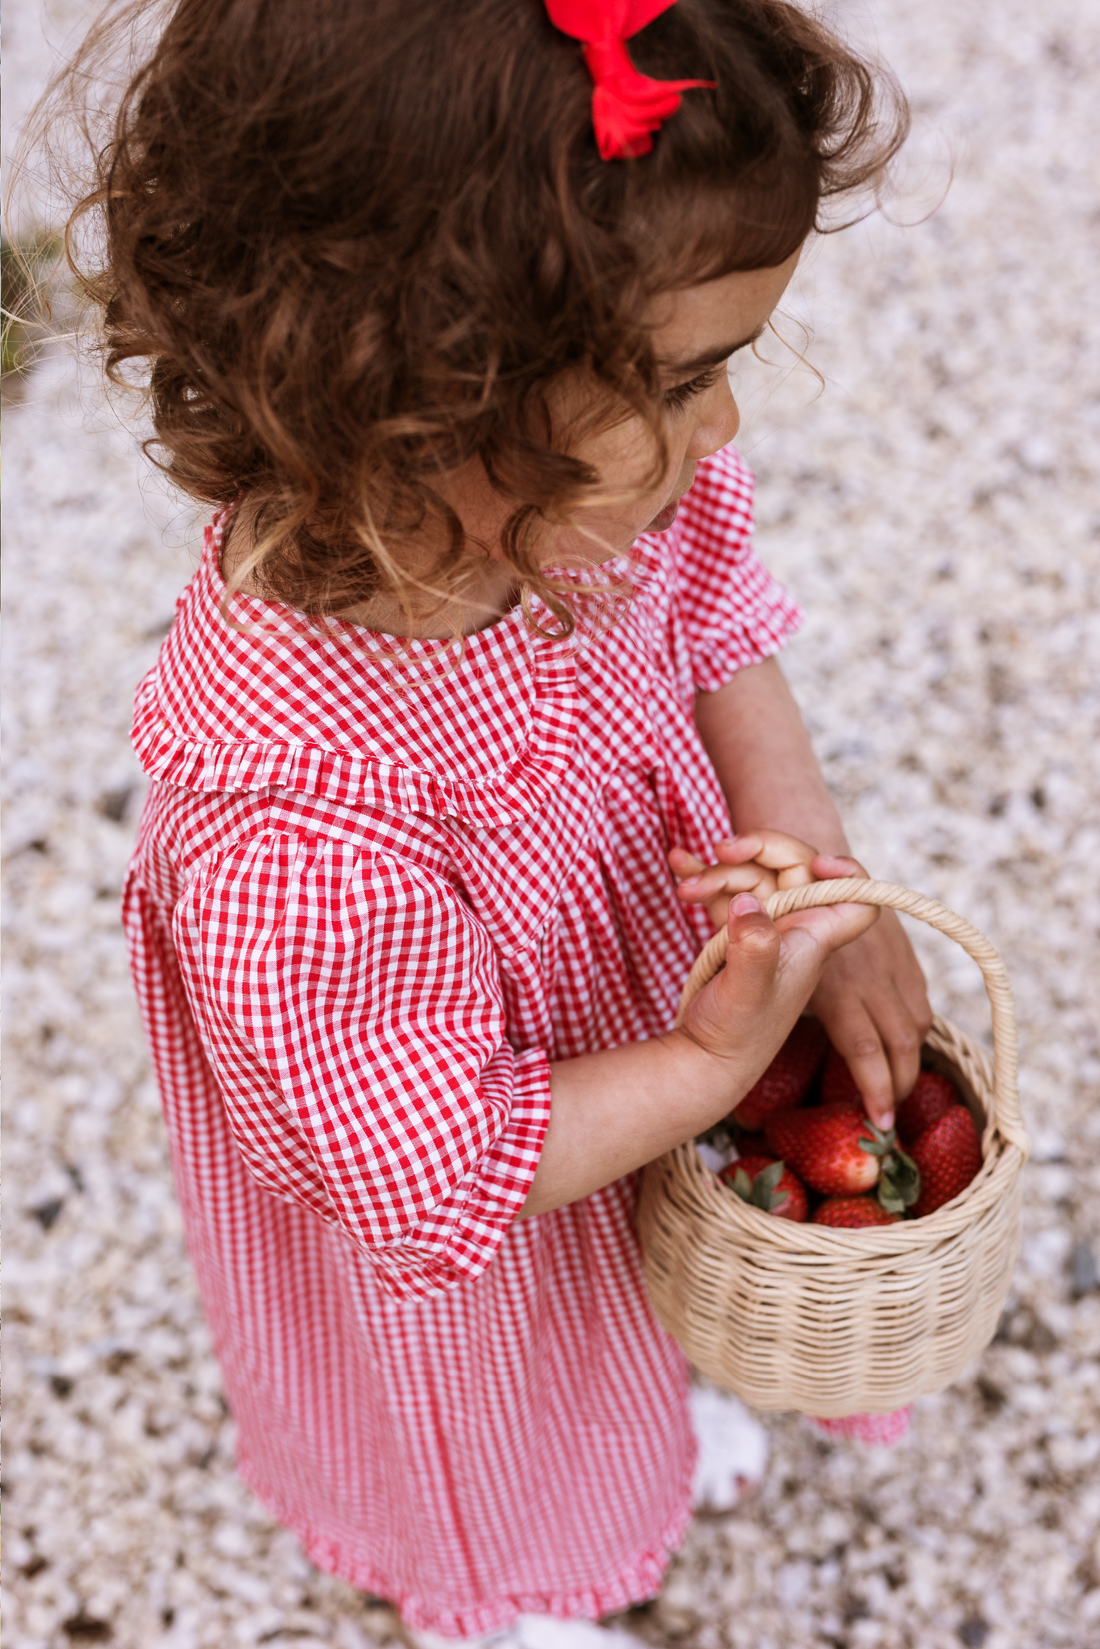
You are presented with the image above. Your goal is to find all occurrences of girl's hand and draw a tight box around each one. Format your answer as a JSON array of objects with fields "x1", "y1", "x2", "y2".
[
  {"x1": 671, "y1": 836, "x2": 933, "y2": 1132},
  {"x1": 526, "y1": 854, "x2": 880, "y2": 1218},
  {"x1": 676, "y1": 854, "x2": 879, "y2": 1076},
  {"x1": 670, "y1": 830, "x2": 820, "y2": 931}
]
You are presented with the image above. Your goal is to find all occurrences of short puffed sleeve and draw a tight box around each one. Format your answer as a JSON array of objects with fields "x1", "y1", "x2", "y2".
[
  {"x1": 171, "y1": 832, "x2": 551, "y2": 1302},
  {"x1": 670, "y1": 442, "x2": 804, "y2": 693}
]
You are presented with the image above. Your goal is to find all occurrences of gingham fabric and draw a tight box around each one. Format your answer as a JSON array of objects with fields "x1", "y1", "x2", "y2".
[
  {"x1": 123, "y1": 442, "x2": 802, "y2": 1635},
  {"x1": 808, "y1": 1407, "x2": 913, "y2": 1446}
]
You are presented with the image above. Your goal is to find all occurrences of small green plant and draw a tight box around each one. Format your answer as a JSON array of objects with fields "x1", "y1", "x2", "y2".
[{"x1": 1, "y1": 231, "x2": 61, "y2": 378}]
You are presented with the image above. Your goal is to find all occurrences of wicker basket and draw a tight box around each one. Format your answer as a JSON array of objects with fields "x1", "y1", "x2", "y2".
[{"x1": 637, "y1": 878, "x2": 1030, "y2": 1417}]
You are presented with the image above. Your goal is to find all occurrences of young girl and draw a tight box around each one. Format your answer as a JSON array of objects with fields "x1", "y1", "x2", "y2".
[{"x1": 64, "y1": 0, "x2": 929, "y2": 1638}]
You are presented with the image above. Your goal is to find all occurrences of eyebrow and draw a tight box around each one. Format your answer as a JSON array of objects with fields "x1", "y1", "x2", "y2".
[{"x1": 661, "y1": 324, "x2": 767, "y2": 377}]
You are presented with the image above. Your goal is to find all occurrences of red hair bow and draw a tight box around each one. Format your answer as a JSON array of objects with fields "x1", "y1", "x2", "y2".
[{"x1": 545, "y1": 0, "x2": 715, "y2": 161}]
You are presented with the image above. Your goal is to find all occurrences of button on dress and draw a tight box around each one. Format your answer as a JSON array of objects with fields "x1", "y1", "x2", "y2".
[{"x1": 123, "y1": 443, "x2": 802, "y2": 1635}]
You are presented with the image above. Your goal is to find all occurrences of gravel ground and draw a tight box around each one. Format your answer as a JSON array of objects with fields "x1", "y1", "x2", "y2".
[{"x1": 3, "y1": 2, "x2": 1100, "y2": 1647}]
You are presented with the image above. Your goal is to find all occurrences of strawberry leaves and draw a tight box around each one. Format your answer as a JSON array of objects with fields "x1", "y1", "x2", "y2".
[
  {"x1": 731, "y1": 1159, "x2": 791, "y2": 1214},
  {"x1": 855, "y1": 1121, "x2": 922, "y2": 1213}
]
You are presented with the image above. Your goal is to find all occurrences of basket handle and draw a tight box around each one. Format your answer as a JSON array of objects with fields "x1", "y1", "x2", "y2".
[{"x1": 676, "y1": 877, "x2": 1028, "y2": 1157}]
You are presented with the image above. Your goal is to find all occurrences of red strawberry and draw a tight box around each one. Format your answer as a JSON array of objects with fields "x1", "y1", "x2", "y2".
[
  {"x1": 732, "y1": 1018, "x2": 829, "y2": 1130},
  {"x1": 764, "y1": 1103, "x2": 921, "y2": 1212},
  {"x1": 720, "y1": 1155, "x2": 808, "y2": 1222},
  {"x1": 812, "y1": 1196, "x2": 903, "y2": 1228},
  {"x1": 764, "y1": 1104, "x2": 880, "y2": 1196},
  {"x1": 896, "y1": 1070, "x2": 958, "y2": 1146},
  {"x1": 908, "y1": 1105, "x2": 982, "y2": 1216},
  {"x1": 732, "y1": 1130, "x2": 769, "y2": 1156},
  {"x1": 821, "y1": 1046, "x2": 864, "y2": 1108}
]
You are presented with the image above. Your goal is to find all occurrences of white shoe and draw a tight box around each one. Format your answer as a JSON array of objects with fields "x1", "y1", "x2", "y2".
[
  {"x1": 689, "y1": 1383, "x2": 769, "y2": 1510},
  {"x1": 405, "y1": 1620, "x2": 645, "y2": 1649},
  {"x1": 403, "y1": 1629, "x2": 523, "y2": 1649},
  {"x1": 518, "y1": 1618, "x2": 646, "y2": 1649}
]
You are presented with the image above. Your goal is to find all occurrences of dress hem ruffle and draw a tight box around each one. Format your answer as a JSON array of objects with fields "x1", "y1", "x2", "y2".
[{"x1": 236, "y1": 1452, "x2": 696, "y2": 1638}]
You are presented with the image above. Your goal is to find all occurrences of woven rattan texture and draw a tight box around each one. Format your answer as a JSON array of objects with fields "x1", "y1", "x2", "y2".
[{"x1": 637, "y1": 881, "x2": 1030, "y2": 1416}]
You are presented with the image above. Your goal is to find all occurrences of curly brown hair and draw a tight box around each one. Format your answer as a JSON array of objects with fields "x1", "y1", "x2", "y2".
[{"x1": 57, "y1": 0, "x2": 907, "y2": 633}]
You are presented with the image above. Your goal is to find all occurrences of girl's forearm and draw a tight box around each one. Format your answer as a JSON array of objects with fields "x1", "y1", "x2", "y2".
[
  {"x1": 695, "y1": 656, "x2": 849, "y2": 853},
  {"x1": 519, "y1": 1032, "x2": 754, "y2": 1219}
]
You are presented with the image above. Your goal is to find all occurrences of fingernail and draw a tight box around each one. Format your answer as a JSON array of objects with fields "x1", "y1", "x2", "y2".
[
  {"x1": 731, "y1": 894, "x2": 762, "y2": 916},
  {"x1": 880, "y1": 1111, "x2": 894, "y2": 1132},
  {"x1": 680, "y1": 876, "x2": 699, "y2": 889},
  {"x1": 816, "y1": 854, "x2": 846, "y2": 865}
]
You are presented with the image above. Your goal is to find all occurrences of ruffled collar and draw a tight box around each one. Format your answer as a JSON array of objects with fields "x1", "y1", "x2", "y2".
[{"x1": 132, "y1": 514, "x2": 583, "y2": 827}]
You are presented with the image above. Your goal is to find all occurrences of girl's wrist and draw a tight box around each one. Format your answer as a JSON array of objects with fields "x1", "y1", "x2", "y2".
[{"x1": 657, "y1": 1025, "x2": 760, "y2": 1126}]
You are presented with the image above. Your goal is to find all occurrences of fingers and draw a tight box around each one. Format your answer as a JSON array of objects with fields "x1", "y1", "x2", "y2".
[
  {"x1": 675, "y1": 860, "x2": 779, "y2": 905},
  {"x1": 672, "y1": 841, "x2": 859, "y2": 892},
  {"x1": 869, "y1": 989, "x2": 924, "y2": 1109},
  {"x1": 778, "y1": 850, "x2": 867, "y2": 890},
  {"x1": 718, "y1": 894, "x2": 782, "y2": 1002},
  {"x1": 714, "y1": 831, "x2": 819, "y2": 873},
  {"x1": 811, "y1": 852, "x2": 870, "y2": 881},
  {"x1": 708, "y1": 836, "x2": 766, "y2": 867},
  {"x1": 809, "y1": 914, "x2": 937, "y2": 1127},
  {"x1": 671, "y1": 832, "x2": 826, "y2": 908},
  {"x1": 775, "y1": 898, "x2": 879, "y2": 955},
  {"x1": 776, "y1": 861, "x2": 815, "y2": 890},
  {"x1": 772, "y1": 852, "x2": 879, "y2": 952},
  {"x1": 877, "y1": 909, "x2": 934, "y2": 1041},
  {"x1": 671, "y1": 847, "x2": 869, "y2": 924},
  {"x1": 670, "y1": 845, "x2": 777, "y2": 934},
  {"x1": 773, "y1": 855, "x2": 877, "y2": 946},
  {"x1": 819, "y1": 1001, "x2": 899, "y2": 1130},
  {"x1": 668, "y1": 848, "x2": 709, "y2": 879},
  {"x1": 679, "y1": 894, "x2": 783, "y2": 1059}
]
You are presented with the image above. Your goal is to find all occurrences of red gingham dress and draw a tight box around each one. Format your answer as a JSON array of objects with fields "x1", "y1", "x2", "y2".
[{"x1": 123, "y1": 443, "x2": 801, "y2": 1636}]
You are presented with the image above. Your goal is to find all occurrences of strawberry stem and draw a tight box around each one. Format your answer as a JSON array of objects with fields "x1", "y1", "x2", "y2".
[
  {"x1": 857, "y1": 1121, "x2": 897, "y2": 1159},
  {"x1": 877, "y1": 1142, "x2": 921, "y2": 1212}
]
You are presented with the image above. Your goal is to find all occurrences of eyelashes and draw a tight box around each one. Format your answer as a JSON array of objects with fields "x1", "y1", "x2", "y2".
[{"x1": 662, "y1": 363, "x2": 724, "y2": 413}]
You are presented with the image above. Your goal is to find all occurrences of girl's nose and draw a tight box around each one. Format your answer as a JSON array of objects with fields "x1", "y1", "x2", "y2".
[{"x1": 689, "y1": 379, "x2": 740, "y2": 461}]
